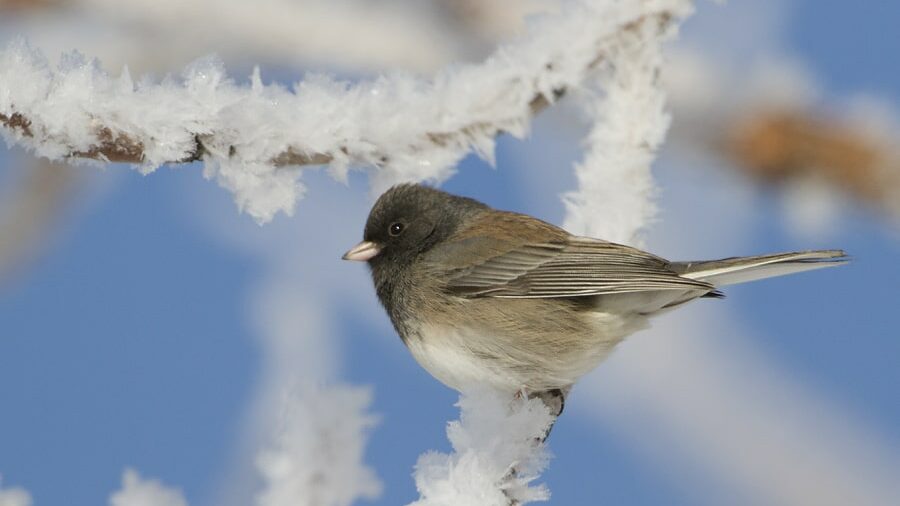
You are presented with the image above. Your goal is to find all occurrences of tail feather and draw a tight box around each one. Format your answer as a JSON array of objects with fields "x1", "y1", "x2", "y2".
[{"x1": 671, "y1": 250, "x2": 848, "y2": 287}]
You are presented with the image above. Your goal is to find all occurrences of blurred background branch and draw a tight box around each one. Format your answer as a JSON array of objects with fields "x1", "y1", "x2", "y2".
[
  {"x1": 0, "y1": 157, "x2": 75, "y2": 285},
  {"x1": 723, "y1": 108, "x2": 900, "y2": 219}
]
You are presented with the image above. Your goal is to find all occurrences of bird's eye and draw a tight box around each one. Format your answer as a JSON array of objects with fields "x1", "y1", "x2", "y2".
[{"x1": 389, "y1": 222, "x2": 405, "y2": 236}]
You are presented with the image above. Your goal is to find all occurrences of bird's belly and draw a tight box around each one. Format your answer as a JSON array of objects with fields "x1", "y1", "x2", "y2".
[
  {"x1": 404, "y1": 311, "x2": 644, "y2": 393},
  {"x1": 404, "y1": 325, "x2": 520, "y2": 392}
]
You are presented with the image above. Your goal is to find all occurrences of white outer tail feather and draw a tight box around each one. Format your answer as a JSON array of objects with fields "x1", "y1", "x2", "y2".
[{"x1": 673, "y1": 250, "x2": 849, "y2": 287}]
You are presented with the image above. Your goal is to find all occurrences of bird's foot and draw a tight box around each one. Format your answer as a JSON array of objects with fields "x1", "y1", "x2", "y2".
[{"x1": 528, "y1": 388, "x2": 566, "y2": 442}]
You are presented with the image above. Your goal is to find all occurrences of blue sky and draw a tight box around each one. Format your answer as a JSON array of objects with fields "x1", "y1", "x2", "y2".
[{"x1": 1, "y1": 1, "x2": 899, "y2": 505}]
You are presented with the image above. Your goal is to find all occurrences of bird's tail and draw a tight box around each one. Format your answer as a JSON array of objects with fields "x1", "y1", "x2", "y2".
[{"x1": 670, "y1": 250, "x2": 848, "y2": 286}]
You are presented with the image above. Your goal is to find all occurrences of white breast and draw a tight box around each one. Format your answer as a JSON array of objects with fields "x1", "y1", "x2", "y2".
[
  {"x1": 404, "y1": 325, "x2": 522, "y2": 393},
  {"x1": 403, "y1": 311, "x2": 647, "y2": 393}
]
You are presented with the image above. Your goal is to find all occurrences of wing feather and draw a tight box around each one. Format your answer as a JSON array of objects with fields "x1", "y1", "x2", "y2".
[{"x1": 442, "y1": 236, "x2": 716, "y2": 298}]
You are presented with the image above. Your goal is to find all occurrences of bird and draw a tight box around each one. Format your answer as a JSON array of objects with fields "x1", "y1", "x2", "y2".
[{"x1": 343, "y1": 183, "x2": 847, "y2": 417}]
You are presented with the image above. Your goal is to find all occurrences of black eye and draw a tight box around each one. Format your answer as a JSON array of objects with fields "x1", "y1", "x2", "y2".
[{"x1": 389, "y1": 222, "x2": 405, "y2": 236}]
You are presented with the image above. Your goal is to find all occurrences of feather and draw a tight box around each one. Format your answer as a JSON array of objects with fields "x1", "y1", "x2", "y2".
[
  {"x1": 441, "y1": 235, "x2": 716, "y2": 299},
  {"x1": 672, "y1": 250, "x2": 849, "y2": 286}
]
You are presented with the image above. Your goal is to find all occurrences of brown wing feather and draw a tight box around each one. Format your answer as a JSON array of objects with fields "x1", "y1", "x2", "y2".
[{"x1": 430, "y1": 212, "x2": 716, "y2": 299}]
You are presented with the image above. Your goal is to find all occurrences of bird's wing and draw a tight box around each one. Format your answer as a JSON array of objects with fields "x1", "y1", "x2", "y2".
[{"x1": 438, "y1": 234, "x2": 717, "y2": 299}]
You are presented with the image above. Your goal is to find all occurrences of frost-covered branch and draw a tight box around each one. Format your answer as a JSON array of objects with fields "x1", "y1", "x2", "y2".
[
  {"x1": 0, "y1": 92, "x2": 560, "y2": 167},
  {"x1": 255, "y1": 384, "x2": 381, "y2": 506},
  {"x1": 563, "y1": 8, "x2": 676, "y2": 245},
  {"x1": 1, "y1": 0, "x2": 689, "y2": 221},
  {"x1": 410, "y1": 391, "x2": 555, "y2": 506}
]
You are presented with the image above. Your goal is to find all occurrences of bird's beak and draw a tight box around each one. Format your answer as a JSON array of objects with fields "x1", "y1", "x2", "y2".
[{"x1": 342, "y1": 241, "x2": 381, "y2": 261}]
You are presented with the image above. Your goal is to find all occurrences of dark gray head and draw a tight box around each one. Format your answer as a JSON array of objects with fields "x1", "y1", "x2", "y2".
[{"x1": 343, "y1": 183, "x2": 488, "y2": 268}]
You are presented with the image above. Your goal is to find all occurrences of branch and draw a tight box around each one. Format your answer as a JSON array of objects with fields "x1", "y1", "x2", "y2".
[
  {"x1": 0, "y1": 19, "x2": 666, "y2": 169},
  {"x1": 255, "y1": 384, "x2": 381, "y2": 506},
  {"x1": 1, "y1": 0, "x2": 690, "y2": 221},
  {"x1": 410, "y1": 390, "x2": 555, "y2": 506},
  {"x1": 0, "y1": 86, "x2": 569, "y2": 167},
  {"x1": 723, "y1": 108, "x2": 900, "y2": 219},
  {"x1": 662, "y1": 49, "x2": 900, "y2": 225},
  {"x1": 563, "y1": 6, "x2": 677, "y2": 245}
]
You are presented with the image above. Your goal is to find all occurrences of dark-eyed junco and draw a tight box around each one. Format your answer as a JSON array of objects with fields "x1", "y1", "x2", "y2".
[{"x1": 343, "y1": 184, "x2": 847, "y2": 415}]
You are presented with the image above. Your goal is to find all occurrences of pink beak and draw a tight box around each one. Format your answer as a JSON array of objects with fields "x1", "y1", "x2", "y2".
[{"x1": 342, "y1": 241, "x2": 382, "y2": 261}]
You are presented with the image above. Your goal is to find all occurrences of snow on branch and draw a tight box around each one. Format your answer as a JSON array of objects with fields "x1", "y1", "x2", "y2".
[
  {"x1": 255, "y1": 384, "x2": 381, "y2": 506},
  {"x1": 1, "y1": 0, "x2": 691, "y2": 222},
  {"x1": 410, "y1": 390, "x2": 555, "y2": 506},
  {"x1": 563, "y1": 4, "x2": 680, "y2": 245}
]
